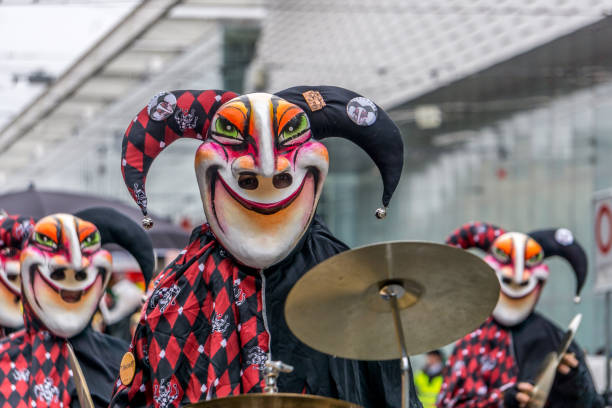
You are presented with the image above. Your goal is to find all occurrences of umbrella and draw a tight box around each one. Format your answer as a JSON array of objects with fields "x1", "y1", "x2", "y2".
[{"x1": 0, "y1": 185, "x2": 189, "y2": 250}]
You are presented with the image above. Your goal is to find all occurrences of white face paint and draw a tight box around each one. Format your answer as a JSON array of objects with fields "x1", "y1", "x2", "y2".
[
  {"x1": 20, "y1": 214, "x2": 112, "y2": 338},
  {"x1": 486, "y1": 232, "x2": 549, "y2": 326},
  {"x1": 194, "y1": 93, "x2": 330, "y2": 268}
]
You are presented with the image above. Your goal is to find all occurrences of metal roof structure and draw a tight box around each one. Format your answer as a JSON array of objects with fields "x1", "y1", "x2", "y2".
[
  {"x1": 248, "y1": 0, "x2": 612, "y2": 107},
  {"x1": 0, "y1": 0, "x2": 264, "y2": 183}
]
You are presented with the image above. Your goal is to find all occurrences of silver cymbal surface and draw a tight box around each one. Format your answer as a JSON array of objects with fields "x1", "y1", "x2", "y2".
[{"x1": 285, "y1": 241, "x2": 499, "y2": 360}]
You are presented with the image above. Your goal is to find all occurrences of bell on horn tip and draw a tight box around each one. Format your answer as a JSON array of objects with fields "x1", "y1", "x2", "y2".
[
  {"x1": 375, "y1": 207, "x2": 387, "y2": 219},
  {"x1": 142, "y1": 216, "x2": 154, "y2": 230}
]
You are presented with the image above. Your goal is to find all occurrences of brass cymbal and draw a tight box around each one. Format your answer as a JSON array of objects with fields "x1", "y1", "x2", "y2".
[
  {"x1": 285, "y1": 241, "x2": 499, "y2": 360},
  {"x1": 185, "y1": 393, "x2": 361, "y2": 407}
]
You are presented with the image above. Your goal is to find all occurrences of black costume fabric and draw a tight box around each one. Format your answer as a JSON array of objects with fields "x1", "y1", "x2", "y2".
[
  {"x1": 110, "y1": 217, "x2": 419, "y2": 407},
  {"x1": 438, "y1": 313, "x2": 603, "y2": 407},
  {"x1": 0, "y1": 302, "x2": 128, "y2": 408}
]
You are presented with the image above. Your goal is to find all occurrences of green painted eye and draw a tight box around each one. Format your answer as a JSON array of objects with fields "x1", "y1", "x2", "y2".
[
  {"x1": 279, "y1": 114, "x2": 310, "y2": 145},
  {"x1": 34, "y1": 232, "x2": 57, "y2": 250},
  {"x1": 81, "y1": 231, "x2": 101, "y2": 249},
  {"x1": 492, "y1": 246, "x2": 510, "y2": 264},
  {"x1": 526, "y1": 251, "x2": 543, "y2": 267},
  {"x1": 212, "y1": 117, "x2": 243, "y2": 144}
]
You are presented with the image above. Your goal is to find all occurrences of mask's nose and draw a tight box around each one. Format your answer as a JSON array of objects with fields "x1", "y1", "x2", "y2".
[
  {"x1": 49, "y1": 267, "x2": 89, "y2": 283},
  {"x1": 232, "y1": 156, "x2": 293, "y2": 190}
]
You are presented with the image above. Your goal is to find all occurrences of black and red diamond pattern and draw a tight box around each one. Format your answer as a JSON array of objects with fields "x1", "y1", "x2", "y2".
[
  {"x1": 0, "y1": 304, "x2": 74, "y2": 408},
  {"x1": 437, "y1": 317, "x2": 518, "y2": 407},
  {"x1": 121, "y1": 90, "x2": 237, "y2": 215},
  {"x1": 110, "y1": 225, "x2": 270, "y2": 407},
  {"x1": 446, "y1": 222, "x2": 506, "y2": 253},
  {"x1": 0, "y1": 215, "x2": 34, "y2": 250}
]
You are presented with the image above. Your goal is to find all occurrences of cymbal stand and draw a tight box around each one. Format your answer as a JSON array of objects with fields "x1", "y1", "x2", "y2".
[
  {"x1": 263, "y1": 359, "x2": 294, "y2": 393},
  {"x1": 380, "y1": 283, "x2": 411, "y2": 408}
]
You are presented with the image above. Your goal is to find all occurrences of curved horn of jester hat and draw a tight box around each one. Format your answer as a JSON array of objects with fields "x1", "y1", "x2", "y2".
[
  {"x1": 528, "y1": 228, "x2": 587, "y2": 303},
  {"x1": 274, "y1": 85, "x2": 404, "y2": 217},
  {"x1": 121, "y1": 87, "x2": 404, "y2": 269},
  {"x1": 74, "y1": 207, "x2": 155, "y2": 287},
  {"x1": 20, "y1": 209, "x2": 154, "y2": 338},
  {"x1": 0, "y1": 214, "x2": 34, "y2": 329}
]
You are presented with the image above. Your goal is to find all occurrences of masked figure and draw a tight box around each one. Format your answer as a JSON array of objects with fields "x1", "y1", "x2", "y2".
[
  {"x1": 0, "y1": 208, "x2": 154, "y2": 407},
  {"x1": 110, "y1": 86, "x2": 419, "y2": 407},
  {"x1": 0, "y1": 213, "x2": 34, "y2": 336},
  {"x1": 437, "y1": 222, "x2": 603, "y2": 408}
]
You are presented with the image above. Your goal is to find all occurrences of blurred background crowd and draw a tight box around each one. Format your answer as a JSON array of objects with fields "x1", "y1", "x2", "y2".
[{"x1": 2, "y1": 0, "x2": 612, "y2": 404}]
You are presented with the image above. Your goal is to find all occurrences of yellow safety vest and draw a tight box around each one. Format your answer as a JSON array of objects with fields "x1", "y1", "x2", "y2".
[{"x1": 414, "y1": 370, "x2": 443, "y2": 408}]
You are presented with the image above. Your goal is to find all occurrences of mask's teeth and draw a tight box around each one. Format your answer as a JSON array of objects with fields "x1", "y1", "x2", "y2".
[{"x1": 59, "y1": 289, "x2": 82, "y2": 303}]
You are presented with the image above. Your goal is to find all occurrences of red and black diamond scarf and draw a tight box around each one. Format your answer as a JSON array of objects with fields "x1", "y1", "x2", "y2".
[
  {"x1": 437, "y1": 317, "x2": 518, "y2": 407},
  {"x1": 110, "y1": 224, "x2": 271, "y2": 407},
  {"x1": 0, "y1": 304, "x2": 75, "y2": 408}
]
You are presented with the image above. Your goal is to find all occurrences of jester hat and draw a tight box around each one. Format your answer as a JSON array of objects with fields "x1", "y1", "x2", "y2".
[
  {"x1": 121, "y1": 86, "x2": 404, "y2": 268},
  {"x1": 446, "y1": 222, "x2": 587, "y2": 326}
]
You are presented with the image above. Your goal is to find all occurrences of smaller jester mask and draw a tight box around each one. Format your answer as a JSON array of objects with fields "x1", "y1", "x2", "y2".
[
  {"x1": 447, "y1": 223, "x2": 587, "y2": 327},
  {"x1": 121, "y1": 86, "x2": 403, "y2": 269},
  {"x1": 0, "y1": 214, "x2": 34, "y2": 329},
  {"x1": 20, "y1": 209, "x2": 154, "y2": 338}
]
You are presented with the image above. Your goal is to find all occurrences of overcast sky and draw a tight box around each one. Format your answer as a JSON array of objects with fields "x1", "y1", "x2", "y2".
[{"x1": 0, "y1": 1, "x2": 137, "y2": 128}]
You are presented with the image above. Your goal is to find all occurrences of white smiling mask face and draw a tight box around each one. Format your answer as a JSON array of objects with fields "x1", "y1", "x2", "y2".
[
  {"x1": 485, "y1": 232, "x2": 549, "y2": 326},
  {"x1": 21, "y1": 214, "x2": 112, "y2": 338},
  {"x1": 194, "y1": 93, "x2": 329, "y2": 269}
]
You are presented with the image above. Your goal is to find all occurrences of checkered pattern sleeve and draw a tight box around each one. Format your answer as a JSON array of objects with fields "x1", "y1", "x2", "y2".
[{"x1": 436, "y1": 319, "x2": 517, "y2": 408}]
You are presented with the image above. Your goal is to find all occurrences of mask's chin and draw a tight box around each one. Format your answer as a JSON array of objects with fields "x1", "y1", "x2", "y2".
[
  {"x1": 203, "y1": 170, "x2": 320, "y2": 269},
  {"x1": 24, "y1": 266, "x2": 105, "y2": 338},
  {"x1": 492, "y1": 285, "x2": 541, "y2": 327}
]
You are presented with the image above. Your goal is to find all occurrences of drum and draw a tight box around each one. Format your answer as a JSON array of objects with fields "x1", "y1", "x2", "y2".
[{"x1": 185, "y1": 393, "x2": 362, "y2": 408}]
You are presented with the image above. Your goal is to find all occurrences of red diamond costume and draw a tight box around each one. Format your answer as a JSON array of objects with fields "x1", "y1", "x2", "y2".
[
  {"x1": 437, "y1": 222, "x2": 603, "y2": 408},
  {"x1": 0, "y1": 208, "x2": 154, "y2": 407},
  {"x1": 110, "y1": 87, "x2": 421, "y2": 407}
]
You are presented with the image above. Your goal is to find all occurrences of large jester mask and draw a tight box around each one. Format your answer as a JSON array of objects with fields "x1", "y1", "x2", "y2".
[
  {"x1": 0, "y1": 214, "x2": 34, "y2": 329},
  {"x1": 447, "y1": 223, "x2": 587, "y2": 326},
  {"x1": 122, "y1": 86, "x2": 403, "y2": 268},
  {"x1": 20, "y1": 208, "x2": 154, "y2": 338}
]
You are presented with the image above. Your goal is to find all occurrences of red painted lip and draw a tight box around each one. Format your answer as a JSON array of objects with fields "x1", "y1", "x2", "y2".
[{"x1": 215, "y1": 173, "x2": 311, "y2": 215}]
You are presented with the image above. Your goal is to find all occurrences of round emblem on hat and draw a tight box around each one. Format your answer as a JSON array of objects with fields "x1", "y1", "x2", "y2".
[
  {"x1": 120, "y1": 351, "x2": 136, "y2": 386},
  {"x1": 147, "y1": 91, "x2": 177, "y2": 121},
  {"x1": 346, "y1": 97, "x2": 378, "y2": 127},
  {"x1": 555, "y1": 228, "x2": 574, "y2": 246}
]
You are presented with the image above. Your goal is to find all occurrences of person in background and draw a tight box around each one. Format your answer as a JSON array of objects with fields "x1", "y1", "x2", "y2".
[
  {"x1": 438, "y1": 222, "x2": 603, "y2": 408},
  {"x1": 0, "y1": 208, "x2": 154, "y2": 407},
  {"x1": 0, "y1": 212, "x2": 34, "y2": 337},
  {"x1": 415, "y1": 350, "x2": 445, "y2": 408}
]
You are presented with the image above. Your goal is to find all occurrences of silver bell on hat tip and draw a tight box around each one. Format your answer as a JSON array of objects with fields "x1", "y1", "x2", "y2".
[
  {"x1": 375, "y1": 207, "x2": 387, "y2": 219},
  {"x1": 142, "y1": 216, "x2": 154, "y2": 230}
]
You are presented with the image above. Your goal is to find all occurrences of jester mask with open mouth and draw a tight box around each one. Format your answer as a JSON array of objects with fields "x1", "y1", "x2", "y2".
[
  {"x1": 20, "y1": 208, "x2": 154, "y2": 338},
  {"x1": 446, "y1": 222, "x2": 587, "y2": 326},
  {"x1": 0, "y1": 214, "x2": 34, "y2": 329},
  {"x1": 121, "y1": 86, "x2": 403, "y2": 269}
]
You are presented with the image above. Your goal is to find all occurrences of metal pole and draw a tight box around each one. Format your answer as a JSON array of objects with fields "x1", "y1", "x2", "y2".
[
  {"x1": 381, "y1": 284, "x2": 411, "y2": 408},
  {"x1": 606, "y1": 291, "x2": 611, "y2": 403}
]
